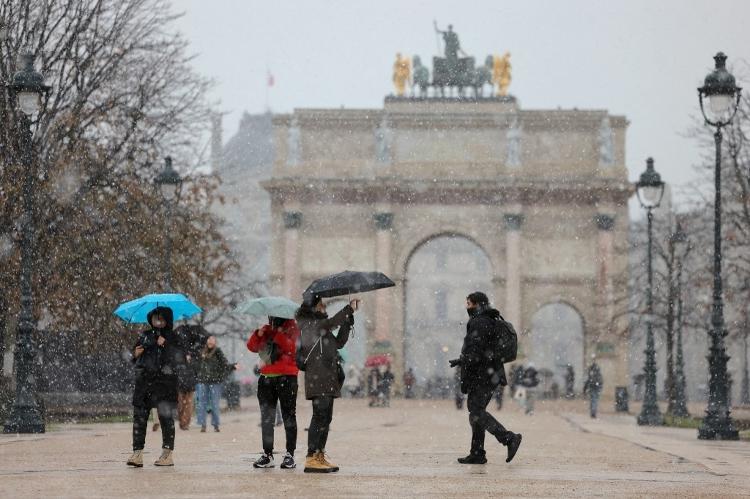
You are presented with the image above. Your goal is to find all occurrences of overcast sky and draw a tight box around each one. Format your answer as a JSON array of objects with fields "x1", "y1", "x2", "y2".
[{"x1": 174, "y1": 0, "x2": 750, "y2": 213}]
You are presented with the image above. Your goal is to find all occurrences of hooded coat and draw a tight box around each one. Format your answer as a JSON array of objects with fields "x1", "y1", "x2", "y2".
[
  {"x1": 247, "y1": 319, "x2": 301, "y2": 376},
  {"x1": 459, "y1": 305, "x2": 508, "y2": 394},
  {"x1": 132, "y1": 306, "x2": 184, "y2": 407},
  {"x1": 296, "y1": 304, "x2": 353, "y2": 399}
]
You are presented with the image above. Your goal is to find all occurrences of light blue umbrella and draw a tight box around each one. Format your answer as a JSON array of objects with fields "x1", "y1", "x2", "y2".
[
  {"x1": 234, "y1": 296, "x2": 299, "y2": 320},
  {"x1": 114, "y1": 293, "x2": 202, "y2": 324}
]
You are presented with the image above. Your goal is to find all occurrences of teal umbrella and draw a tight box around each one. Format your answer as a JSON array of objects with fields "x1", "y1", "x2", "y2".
[
  {"x1": 234, "y1": 296, "x2": 299, "y2": 320},
  {"x1": 114, "y1": 293, "x2": 202, "y2": 324}
]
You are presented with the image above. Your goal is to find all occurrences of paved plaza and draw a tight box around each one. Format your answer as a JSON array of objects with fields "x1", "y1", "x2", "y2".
[{"x1": 1, "y1": 398, "x2": 748, "y2": 498}]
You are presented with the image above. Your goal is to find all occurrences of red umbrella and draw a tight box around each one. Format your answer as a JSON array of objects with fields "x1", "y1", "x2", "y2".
[{"x1": 365, "y1": 354, "x2": 391, "y2": 368}]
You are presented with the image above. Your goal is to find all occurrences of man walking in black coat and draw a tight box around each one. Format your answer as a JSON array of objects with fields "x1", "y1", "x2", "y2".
[{"x1": 450, "y1": 292, "x2": 522, "y2": 464}]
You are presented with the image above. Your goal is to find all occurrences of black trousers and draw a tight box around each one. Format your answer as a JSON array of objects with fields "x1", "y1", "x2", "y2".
[
  {"x1": 307, "y1": 396, "x2": 334, "y2": 455},
  {"x1": 133, "y1": 402, "x2": 175, "y2": 451},
  {"x1": 467, "y1": 383, "x2": 513, "y2": 456},
  {"x1": 257, "y1": 375, "x2": 298, "y2": 455}
]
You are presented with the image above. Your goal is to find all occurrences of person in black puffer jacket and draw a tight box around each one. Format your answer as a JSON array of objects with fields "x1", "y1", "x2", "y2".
[
  {"x1": 449, "y1": 292, "x2": 522, "y2": 465},
  {"x1": 127, "y1": 306, "x2": 185, "y2": 468}
]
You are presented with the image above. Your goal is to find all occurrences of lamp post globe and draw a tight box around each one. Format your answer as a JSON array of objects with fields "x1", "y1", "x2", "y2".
[
  {"x1": 697, "y1": 53, "x2": 741, "y2": 440},
  {"x1": 3, "y1": 50, "x2": 50, "y2": 434},
  {"x1": 155, "y1": 156, "x2": 182, "y2": 201},
  {"x1": 154, "y1": 156, "x2": 182, "y2": 291},
  {"x1": 636, "y1": 157, "x2": 665, "y2": 427},
  {"x1": 10, "y1": 50, "x2": 50, "y2": 115}
]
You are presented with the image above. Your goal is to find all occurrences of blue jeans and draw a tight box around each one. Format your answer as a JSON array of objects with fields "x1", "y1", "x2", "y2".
[
  {"x1": 590, "y1": 391, "x2": 601, "y2": 418},
  {"x1": 196, "y1": 383, "x2": 222, "y2": 428}
]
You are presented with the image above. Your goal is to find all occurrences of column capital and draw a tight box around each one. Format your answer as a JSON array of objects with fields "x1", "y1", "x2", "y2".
[
  {"x1": 504, "y1": 213, "x2": 524, "y2": 231},
  {"x1": 595, "y1": 214, "x2": 616, "y2": 231},
  {"x1": 283, "y1": 211, "x2": 302, "y2": 229},
  {"x1": 374, "y1": 212, "x2": 394, "y2": 230}
]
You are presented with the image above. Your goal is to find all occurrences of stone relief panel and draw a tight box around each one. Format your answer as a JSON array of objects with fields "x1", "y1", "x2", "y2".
[
  {"x1": 505, "y1": 118, "x2": 522, "y2": 168},
  {"x1": 286, "y1": 117, "x2": 300, "y2": 166},
  {"x1": 524, "y1": 239, "x2": 596, "y2": 278},
  {"x1": 300, "y1": 237, "x2": 376, "y2": 274}
]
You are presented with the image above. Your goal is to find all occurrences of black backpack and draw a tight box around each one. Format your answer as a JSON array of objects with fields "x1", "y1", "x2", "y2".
[{"x1": 494, "y1": 316, "x2": 518, "y2": 364}]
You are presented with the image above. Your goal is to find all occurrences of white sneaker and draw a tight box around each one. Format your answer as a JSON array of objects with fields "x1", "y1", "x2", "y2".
[
  {"x1": 280, "y1": 452, "x2": 296, "y2": 469},
  {"x1": 253, "y1": 453, "x2": 275, "y2": 468}
]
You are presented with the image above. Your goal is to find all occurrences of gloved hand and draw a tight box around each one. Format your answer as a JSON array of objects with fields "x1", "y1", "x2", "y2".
[{"x1": 449, "y1": 358, "x2": 461, "y2": 368}]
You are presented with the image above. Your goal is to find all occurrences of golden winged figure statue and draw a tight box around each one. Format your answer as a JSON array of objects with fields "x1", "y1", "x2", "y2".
[
  {"x1": 393, "y1": 53, "x2": 412, "y2": 97},
  {"x1": 493, "y1": 52, "x2": 512, "y2": 97}
]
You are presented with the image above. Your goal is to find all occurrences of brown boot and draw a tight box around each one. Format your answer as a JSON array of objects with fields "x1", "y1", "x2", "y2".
[
  {"x1": 304, "y1": 452, "x2": 335, "y2": 473},
  {"x1": 154, "y1": 449, "x2": 174, "y2": 466},
  {"x1": 316, "y1": 451, "x2": 339, "y2": 472},
  {"x1": 126, "y1": 450, "x2": 143, "y2": 468}
]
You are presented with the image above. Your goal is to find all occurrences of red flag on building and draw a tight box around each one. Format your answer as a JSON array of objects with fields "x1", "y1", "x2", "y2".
[{"x1": 267, "y1": 71, "x2": 275, "y2": 87}]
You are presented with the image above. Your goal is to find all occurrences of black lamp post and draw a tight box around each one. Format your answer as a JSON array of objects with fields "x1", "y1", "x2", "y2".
[
  {"x1": 154, "y1": 156, "x2": 182, "y2": 291},
  {"x1": 697, "y1": 52, "x2": 741, "y2": 440},
  {"x1": 670, "y1": 222, "x2": 690, "y2": 417},
  {"x1": 636, "y1": 157, "x2": 665, "y2": 427},
  {"x1": 3, "y1": 50, "x2": 50, "y2": 434}
]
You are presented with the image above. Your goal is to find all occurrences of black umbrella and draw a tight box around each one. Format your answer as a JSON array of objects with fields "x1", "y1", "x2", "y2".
[{"x1": 303, "y1": 270, "x2": 395, "y2": 302}]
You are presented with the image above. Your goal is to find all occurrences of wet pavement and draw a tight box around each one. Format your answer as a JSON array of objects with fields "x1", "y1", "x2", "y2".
[{"x1": 1, "y1": 398, "x2": 748, "y2": 497}]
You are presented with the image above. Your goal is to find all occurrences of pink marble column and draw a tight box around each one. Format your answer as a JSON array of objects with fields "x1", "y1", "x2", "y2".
[
  {"x1": 504, "y1": 213, "x2": 524, "y2": 330},
  {"x1": 373, "y1": 212, "x2": 394, "y2": 343},
  {"x1": 283, "y1": 211, "x2": 302, "y2": 299}
]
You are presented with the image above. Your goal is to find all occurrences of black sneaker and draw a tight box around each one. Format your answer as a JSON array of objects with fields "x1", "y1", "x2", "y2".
[
  {"x1": 506, "y1": 433, "x2": 522, "y2": 463},
  {"x1": 457, "y1": 454, "x2": 487, "y2": 464},
  {"x1": 253, "y1": 453, "x2": 275, "y2": 468},
  {"x1": 280, "y1": 452, "x2": 296, "y2": 469}
]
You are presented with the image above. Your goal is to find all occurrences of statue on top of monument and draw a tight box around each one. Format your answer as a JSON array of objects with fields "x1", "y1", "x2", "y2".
[
  {"x1": 412, "y1": 55, "x2": 430, "y2": 97},
  {"x1": 393, "y1": 52, "x2": 411, "y2": 97},
  {"x1": 434, "y1": 21, "x2": 465, "y2": 62},
  {"x1": 493, "y1": 52, "x2": 512, "y2": 97}
]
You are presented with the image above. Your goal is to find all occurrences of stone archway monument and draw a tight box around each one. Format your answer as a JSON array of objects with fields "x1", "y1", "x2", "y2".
[{"x1": 263, "y1": 37, "x2": 631, "y2": 401}]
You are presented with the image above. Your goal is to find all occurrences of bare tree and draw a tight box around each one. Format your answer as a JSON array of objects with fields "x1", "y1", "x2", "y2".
[{"x1": 0, "y1": 0, "x2": 235, "y2": 355}]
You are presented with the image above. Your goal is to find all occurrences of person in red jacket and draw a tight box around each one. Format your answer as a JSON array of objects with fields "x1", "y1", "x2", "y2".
[{"x1": 247, "y1": 316, "x2": 301, "y2": 469}]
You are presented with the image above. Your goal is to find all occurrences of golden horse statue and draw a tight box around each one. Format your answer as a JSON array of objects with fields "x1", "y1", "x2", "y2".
[
  {"x1": 493, "y1": 52, "x2": 512, "y2": 97},
  {"x1": 393, "y1": 53, "x2": 411, "y2": 97}
]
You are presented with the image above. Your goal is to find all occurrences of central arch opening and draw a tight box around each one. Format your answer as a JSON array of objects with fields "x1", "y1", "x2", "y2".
[
  {"x1": 529, "y1": 302, "x2": 585, "y2": 394},
  {"x1": 404, "y1": 235, "x2": 493, "y2": 389}
]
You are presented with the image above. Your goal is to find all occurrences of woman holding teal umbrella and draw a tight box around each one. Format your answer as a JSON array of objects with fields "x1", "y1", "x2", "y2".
[{"x1": 126, "y1": 306, "x2": 185, "y2": 468}]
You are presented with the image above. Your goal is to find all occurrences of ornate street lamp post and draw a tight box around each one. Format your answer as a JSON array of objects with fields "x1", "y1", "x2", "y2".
[
  {"x1": 636, "y1": 157, "x2": 665, "y2": 427},
  {"x1": 3, "y1": 50, "x2": 50, "y2": 434},
  {"x1": 670, "y1": 222, "x2": 689, "y2": 417},
  {"x1": 697, "y1": 52, "x2": 741, "y2": 440},
  {"x1": 154, "y1": 156, "x2": 182, "y2": 291}
]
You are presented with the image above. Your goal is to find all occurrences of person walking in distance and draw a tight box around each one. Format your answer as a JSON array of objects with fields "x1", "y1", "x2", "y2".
[
  {"x1": 195, "y1": 335, "x2": 237, "y2": 432},
  {"x1": 403, "y1": 367, "x2": 416, "y2": 399},
  {"x1": 583, "y1": 356, "x2": 604, "y2": 419},
  {"x1": 247, "y1": 316, "x2": 301, "y2": 469},
  {"x1": 521, "y1": 363, "x2": 539, "y2": 415},
  {"x1": 449, "y1": 292, "x2": 522, "y2": 465},
  {"x1": 296, "y1": 295, "x2": 359, "y2": 473}
]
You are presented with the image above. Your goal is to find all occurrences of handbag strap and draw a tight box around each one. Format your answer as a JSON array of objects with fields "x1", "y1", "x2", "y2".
[{"x1": 304, "y1": 336, "x2": 322, "y2": 364}]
